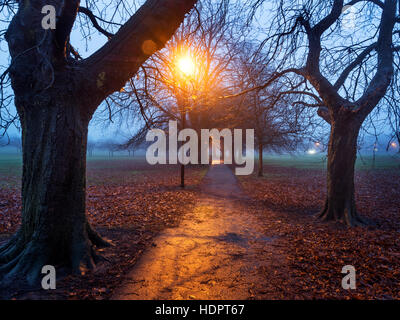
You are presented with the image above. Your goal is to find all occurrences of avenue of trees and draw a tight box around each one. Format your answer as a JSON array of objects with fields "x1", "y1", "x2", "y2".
[
  {"x1": 109, "y1": 1, "x2": 312, "y2": 182},
  {"x1": 0, "y1": 0, "x2": 399, "y2": 286}
]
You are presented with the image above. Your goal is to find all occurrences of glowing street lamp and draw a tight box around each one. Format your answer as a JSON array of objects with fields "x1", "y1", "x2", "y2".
[
  {"x1": 177, "y1": 55, "x2": 195, "y2": 77},
  {"x1": 175, "y1": 52, "x2": 196, "y2": 188}
]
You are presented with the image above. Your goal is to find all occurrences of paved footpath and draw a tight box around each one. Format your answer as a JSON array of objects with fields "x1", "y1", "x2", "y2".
[{"x1": 113, "y1": 164, "x2": 279, "y2": 300}]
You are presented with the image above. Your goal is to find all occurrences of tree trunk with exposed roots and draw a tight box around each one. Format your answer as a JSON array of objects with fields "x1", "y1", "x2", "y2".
[
  {"x1": 0, "y1": 0, "x2": 197, "y2": 287},
  {"x1": 0, "y1": 81, "x2": 110, "y2": 285}
]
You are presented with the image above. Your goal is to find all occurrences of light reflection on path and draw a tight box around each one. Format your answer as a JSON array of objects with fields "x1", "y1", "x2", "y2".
[{"x1": 113, "y1": 164, "x2": 280, "y2": 300}]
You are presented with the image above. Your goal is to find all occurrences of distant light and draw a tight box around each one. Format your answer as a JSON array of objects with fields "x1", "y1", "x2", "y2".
[
  {"x1": 307, "y1": 149, "x2": 317, "y2": 155},
  {"x1": 315, "y1": 142, "x2": 321, "y2": 147},
  {"x1": 391, "y1": 142, "x2": 397, "y2": 148},
  {"x1": 374, "y1": 148, "x2": 378, "y2": 152}
]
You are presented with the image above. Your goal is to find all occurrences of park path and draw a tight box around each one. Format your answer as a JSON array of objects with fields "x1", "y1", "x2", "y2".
[{"x1": 113, "y1": 164, "x2": 280, "y2": 300}]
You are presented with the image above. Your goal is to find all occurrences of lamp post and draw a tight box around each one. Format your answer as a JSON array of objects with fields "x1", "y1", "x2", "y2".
[{"x1": 176, "y1": 53, "x2": 195, "y2": 188}]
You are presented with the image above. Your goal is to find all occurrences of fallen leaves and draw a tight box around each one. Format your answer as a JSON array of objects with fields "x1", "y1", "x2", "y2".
[
  {"x1": 1, "y1": 159, "x2": 399, "y2": 299},
  {"x1": 239, "y1": 165, "x2": 400, "y2": 299},
  {"x1": 0, "y1": 159, "x2": 206, "y2": 299},
  {"x1": 0, "y1": 189, "x2": 21, "y2": 234}
]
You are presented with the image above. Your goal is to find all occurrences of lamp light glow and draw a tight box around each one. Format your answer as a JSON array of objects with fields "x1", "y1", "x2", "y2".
[{"x1": 177, "y1": 55, "x2": 195, "y2": 77}]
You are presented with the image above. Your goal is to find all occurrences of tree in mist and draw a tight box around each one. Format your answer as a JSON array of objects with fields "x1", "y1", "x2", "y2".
[
  {"x1": 231, "y1": 42, "x2": 314, "y2": 177},
  {"x1": 100, "y1": 139, "x2": 120, "y2": 157},
  {"x1": 117, "y1": 0, "x2": 243, "y2": 186},
  {"x1": 386, "y1": 70, "x2": 400, "y2": 152},
  {"x1": 87, "y1": 140, "x2": 96, "y2": 157},
  {"x1": 249, "y1": 0, "x2": 399, "y2": 225},
  {"x1": 125, "y1": 145, "x2": 136, "y2": 157},
  {"x1": 0, "y1": 0, "x2": 197, "y2": 285}
]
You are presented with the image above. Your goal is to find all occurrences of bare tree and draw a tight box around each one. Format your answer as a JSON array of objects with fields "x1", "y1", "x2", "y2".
[
  {"x1": 124, "y1": 145, "x2": 136, "y2": 157},
  {"x1": 0, "y1": 135, "x2": 9, "y2": 147},
  {"x1": 246, "y1": 0, "x2": 399, "y2": 225},
  {"x1": 231, "y1": 42, "x2": 315, "y2": 176},
  {"x1": 0, "y1": 0, "x2": 197, "y2": 285},
  {"x1": 87, "y1": 140, "x2": 96, "y2": 157},
  {"x1": 118, "y1": 0, "x2": 243, "y2": 187},
  {"x1": 100, "y1": 139, "x2": 120, "y2": 157}
]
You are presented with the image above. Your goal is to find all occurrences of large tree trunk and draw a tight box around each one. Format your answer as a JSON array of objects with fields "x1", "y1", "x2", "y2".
[
  {"x1": 0, "y1": 94, "x2": 108, "y2": 286},
  {"x1": 319, "y1": 118, "x2": 366, "y2": 226},
  {"x1": 0, "y1": 0, "x2": 197, "y2": 287}
]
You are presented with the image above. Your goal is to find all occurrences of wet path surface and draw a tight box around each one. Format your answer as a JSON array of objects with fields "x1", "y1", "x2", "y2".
[{"x1": 114, "y1": 164, "x2": 280, "y2": 300}]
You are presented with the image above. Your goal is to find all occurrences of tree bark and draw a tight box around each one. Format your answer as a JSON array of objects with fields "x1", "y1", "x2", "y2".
[
  {"x1": 319, "y1": 117, "x2": 366, "y2": 226},
  {"x1": 0, "y1": 0, "x2": 197, "y2": 286},
  {"x1": 0, "y1": 93, "x2": 109, "y2": 286}
]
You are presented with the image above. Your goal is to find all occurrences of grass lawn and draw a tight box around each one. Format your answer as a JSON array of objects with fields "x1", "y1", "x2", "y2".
[
  {"x1": 0, "y1": 154, "x2": 163, "y2": 188},
  {"x1": 260, "y1": 153, "x2": 400, "y2": 170},
  {"x1": 1, "y1": 152, "x2": 399, "y2": 188}
]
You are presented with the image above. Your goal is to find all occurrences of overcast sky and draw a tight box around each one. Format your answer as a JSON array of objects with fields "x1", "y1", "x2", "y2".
[{"x1": 0, "y1": 1, "x2": 395, "y2": 151}]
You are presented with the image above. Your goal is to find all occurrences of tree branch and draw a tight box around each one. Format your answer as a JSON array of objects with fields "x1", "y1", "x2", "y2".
[
  {"x1": 334, "y1": 43, "x2": 377, "y2": 90},
  {"x1": 313, "y1": 0, "x2": 344, "y2": 36},
  {"x1": 298, "y1": 1, "x2": 349, "y2": 109},
  {"x1": 357, "y1": 0, "x2": 397, "y2": 117},
  {"x1": 317, "y1": 106, "x2": 331, "y2": 124},
  {"x1": 82, "y1": 0, "x2": 197, "y2": 104},
  {"x1": 345, "y1": 0, "x2": 384, "y2": 9},
  {"x1": 55, "y1": 0, "x2": 80, "y2": 56},
  {"x1": 220, "y1": 68, "x2": 303, "y2": 99},
  {"x1": 78, "y1": 6, "x2": 114, "y2": 39}
]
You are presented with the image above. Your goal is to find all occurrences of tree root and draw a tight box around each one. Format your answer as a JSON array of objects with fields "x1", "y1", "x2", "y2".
[
  {"x1": 0, "y1": 223, "x2": 111, "y2": 287},
  {"x1": 318, "y1": 198, "x2": 368, "y2": 227},
  {"x1": 0, "y1": 241, "x2": 48, "y2": 286},
  {"x1": 86, "y1": 223, "x2": 113, "y2": 248},
  {"x1": 0, "y1": 231, "x2": 25, "y2": 264}
]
